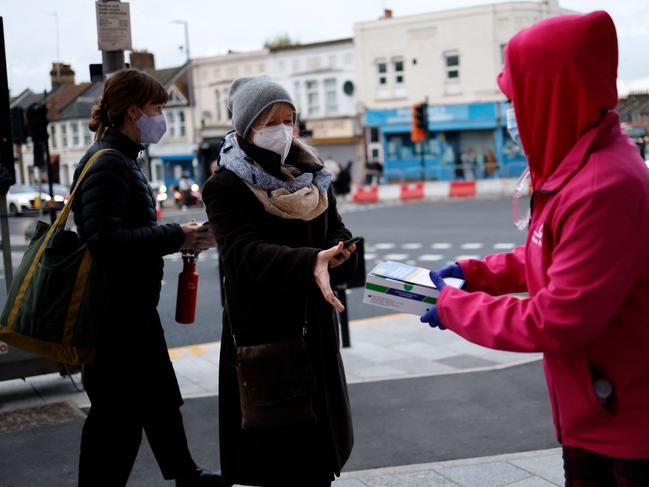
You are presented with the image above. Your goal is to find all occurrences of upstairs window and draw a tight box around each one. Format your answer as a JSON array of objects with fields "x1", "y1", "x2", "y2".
[
  {"x1": 445, "y1": 51, "x2": 460, "y2": 81},
  {"x1": 324, "y1": 78, "x2": 337, "y2": 115},
  {"x1": 376, "y1": 61, "x2": 388, "y2": 86},
  {"x1": 393, "y1": 58, "x2": 404, "y2": 85}
]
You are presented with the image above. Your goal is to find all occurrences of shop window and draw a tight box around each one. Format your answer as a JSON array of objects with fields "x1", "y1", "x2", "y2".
[
  {"x1": 386, "y1": 133, "x2": 415, "y2": 160},
  {"x1": 445, "y1": 51, "x2": 460, "y2": 81},
  {"x1": 500, "y1": 43, "x2": 507, "y2": 66}
]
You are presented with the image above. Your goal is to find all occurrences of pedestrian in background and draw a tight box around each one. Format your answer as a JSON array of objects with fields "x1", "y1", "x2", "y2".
[
  {"x1": 421, "y1": 12, "x2": 649, "y2": 485},
  {"x1": 202, "y1": 75, "x2": 357, "y2": 487},
  {"x1": 72, "y1": 69, "x2": 222, "y2": 487}
]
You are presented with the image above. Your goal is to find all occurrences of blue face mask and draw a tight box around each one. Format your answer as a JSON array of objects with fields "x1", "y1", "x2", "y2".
[
  {"x1": 506, "y1": 107, "x2": 523, "y2": 149},
  {"x1": 135, "y1": 110, "x2": 167, "y2": 144}
]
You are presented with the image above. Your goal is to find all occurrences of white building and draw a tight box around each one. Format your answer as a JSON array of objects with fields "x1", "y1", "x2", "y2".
[
  {"x1": 354, "y1": 0, "x2": 568, "y2": 181},
  {"x1": 192, "y1": 49, "x2": 269, "y2": 139},
  {"x1": 191, "y1": 49, "x2": 269, "y2": 175},
  {"x1": 268, "y1": 38, "x2": 362, "y2": 170}
]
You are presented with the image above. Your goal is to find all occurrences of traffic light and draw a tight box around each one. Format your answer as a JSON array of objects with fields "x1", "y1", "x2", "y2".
[
  {"x1": 10, "y1": 106, "x2": 27, "y2": 144},
  {"x1": 26, "y1": 103, "x2": 49, "y2": 143},
  {"x1": 410, "y1": 102, "x2": 428, "y2": 143},
  {"x1": 415, "y1": 102, "x2": 427, "y2": 130}
]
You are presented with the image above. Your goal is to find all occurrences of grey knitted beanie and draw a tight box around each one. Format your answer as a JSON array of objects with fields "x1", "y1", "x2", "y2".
[{"x1": 227, "y1": 75, "x2": 296, "y2": 138}]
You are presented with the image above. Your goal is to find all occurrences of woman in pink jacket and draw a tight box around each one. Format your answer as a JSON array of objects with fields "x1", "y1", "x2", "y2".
[{"x1": 421, "y1": 11, "x2": 649, "y2": 485}]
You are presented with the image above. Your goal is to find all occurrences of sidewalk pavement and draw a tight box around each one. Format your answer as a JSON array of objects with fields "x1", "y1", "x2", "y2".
[{"x1": 0, "y1": 313, "x2": 562, "y2": 486}]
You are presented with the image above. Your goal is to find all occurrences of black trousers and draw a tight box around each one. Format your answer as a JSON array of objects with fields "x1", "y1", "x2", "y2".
[
  {"x1": 563, "y1": 446, "x2": 649, "y2": 487},
  {"x1": 78, "y1": 311, "x2": 196, "y2": 486}
]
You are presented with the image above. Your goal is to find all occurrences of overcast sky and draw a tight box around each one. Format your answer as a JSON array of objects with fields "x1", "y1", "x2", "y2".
[{"x1": 3, "y1": 0, "x2": 649, "y2": 96}]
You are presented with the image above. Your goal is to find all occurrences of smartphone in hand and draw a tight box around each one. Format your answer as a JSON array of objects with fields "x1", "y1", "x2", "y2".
[
  {"x1": 335, "y1": 237, "x2": 361, "y2": 259},
  {"x1": 342, "y1": 236, "x2": 361, "y2": 249}
]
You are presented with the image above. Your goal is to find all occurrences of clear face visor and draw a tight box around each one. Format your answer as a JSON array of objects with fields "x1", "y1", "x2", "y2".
[{"x1": 512, "y1": 167, "x2": 532, "y2": 231}]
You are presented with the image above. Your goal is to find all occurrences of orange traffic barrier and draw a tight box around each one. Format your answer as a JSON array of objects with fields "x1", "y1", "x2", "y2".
[
  {"x1": 400, "y1": 182, "x2": 425, "y2": 201},
  {"x1": 352, "y1": 186, "x2": 379, "y2": 203},
  {"x1": 449, "y1": 181, "x2": 477, "y2": 198}
]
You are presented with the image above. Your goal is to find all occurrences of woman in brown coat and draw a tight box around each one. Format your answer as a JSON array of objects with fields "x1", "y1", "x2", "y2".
[{"x1": 202, "y1": 75, "x2": 357, "y2": 486}]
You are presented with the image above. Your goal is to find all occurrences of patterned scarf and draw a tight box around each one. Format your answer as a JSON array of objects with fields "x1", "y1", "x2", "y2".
[{"x1": 219, "y1": 132, "x2": 331, "y2": 221}]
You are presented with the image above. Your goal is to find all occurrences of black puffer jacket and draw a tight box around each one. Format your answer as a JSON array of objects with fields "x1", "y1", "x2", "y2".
[{"x1": 72, "y1": 129, "x2": 184, "y2": 309}]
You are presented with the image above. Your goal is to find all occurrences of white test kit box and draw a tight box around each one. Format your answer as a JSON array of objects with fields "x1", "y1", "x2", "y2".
[{"x1": 362, "y1": 261, "x2": 465, "y2": 316}]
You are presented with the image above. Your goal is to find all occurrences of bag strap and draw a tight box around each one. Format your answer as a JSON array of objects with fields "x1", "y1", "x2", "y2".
[
  {"x1": 54, "y1": 148, "x2": 115, "y2": 230},
  {"x1": 5, "y1": 148, "x2": 114, "y2": 329}
]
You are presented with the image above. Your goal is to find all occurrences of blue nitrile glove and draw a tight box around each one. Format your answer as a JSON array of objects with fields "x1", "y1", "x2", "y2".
[
  {"x1": 420, "y1": 305, "x2": 446, "y2": 330},
  {"x1": 420, "y1": 270, "x2": 448, "y2": 329},
  {"x1": 437, "y1": 263, "x2": 465, "y2": 281},
  {"x1": 429, "y1": 270, "x2": 446, "y2": 292}
]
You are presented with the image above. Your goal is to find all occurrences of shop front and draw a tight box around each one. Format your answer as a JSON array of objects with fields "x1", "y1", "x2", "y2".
[{"x1": 365, "y1": 102, "x2": 526, "y2": 182}]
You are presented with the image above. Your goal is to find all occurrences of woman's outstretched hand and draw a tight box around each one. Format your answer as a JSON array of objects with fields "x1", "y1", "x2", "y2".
[{"x1": 313, "y1": 242, "x2": 346, "y2": 312}]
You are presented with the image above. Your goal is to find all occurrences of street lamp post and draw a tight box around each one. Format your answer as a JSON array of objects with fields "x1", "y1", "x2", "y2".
[{"x1": 171, "y1": 20, "x2": 199, "y2": 181}]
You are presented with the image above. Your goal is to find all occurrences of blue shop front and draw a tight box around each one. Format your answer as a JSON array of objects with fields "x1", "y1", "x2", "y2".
[{"x1": 365, "y1": 102, "x2": 526, "y2": 182}]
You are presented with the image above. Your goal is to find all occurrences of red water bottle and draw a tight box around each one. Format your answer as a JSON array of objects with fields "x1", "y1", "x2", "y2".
[{"x1": 175, "y1": 252, "x2": 199, "y2": 324}]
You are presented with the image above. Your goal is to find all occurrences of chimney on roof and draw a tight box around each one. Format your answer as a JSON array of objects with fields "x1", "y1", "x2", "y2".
[
  {"x1": 382, "y1": 8, "x2": 393, "y2": 19},
  {"x1": 50, "y1": 62, "x2": 75, "y2": 90},
  {"x1": 130, "y1": 51, "x2": 156, "y2": 71},
  {"x1": 89, "y1": 64, "x2": 104, "y2": 83}
]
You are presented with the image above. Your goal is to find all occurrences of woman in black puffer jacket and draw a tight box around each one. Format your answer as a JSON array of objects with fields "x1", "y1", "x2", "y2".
[{"x1": 71, "y1": 69, "x2": 222, "y2": 487}]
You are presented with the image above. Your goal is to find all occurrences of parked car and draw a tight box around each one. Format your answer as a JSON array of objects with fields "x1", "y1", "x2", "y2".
[
  {"x1": 31, "y1": 183, "x2": 70, "y2": 211},
  {"x1": 6, "y1": 185, "x2": 40, "y2": 216},
  {"x1": 6, "y1": 184, "x2": 71, "y2": 217}
]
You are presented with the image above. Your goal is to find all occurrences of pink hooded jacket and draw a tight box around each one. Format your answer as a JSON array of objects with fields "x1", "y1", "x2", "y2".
[{"x1": 437, "y1": 11, "x2": 649, "y2": 459}]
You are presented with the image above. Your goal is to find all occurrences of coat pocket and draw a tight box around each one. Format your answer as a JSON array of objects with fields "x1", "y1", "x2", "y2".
[{"x1": 236, "y1": 337, "x2": 317, "y2": 430}]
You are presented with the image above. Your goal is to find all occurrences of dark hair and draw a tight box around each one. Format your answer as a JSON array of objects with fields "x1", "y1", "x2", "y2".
[{"x1": 89, "y1": 69, "x2": 168, "y2": 140}]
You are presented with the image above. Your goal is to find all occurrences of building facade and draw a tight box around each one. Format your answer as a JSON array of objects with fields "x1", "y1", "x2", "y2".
[
  {"x1": 10, "y1": 56, "x2": 195, "y2": 193},
  {"x1": 355, "y1": 1, "x2": 566, "y2": 181},
  {"x1": 267, "y1": 39, "x2": 363, "y2": 174},
  {"x1": 191, "y1": 49, "x2": 269, "y2": 175}
]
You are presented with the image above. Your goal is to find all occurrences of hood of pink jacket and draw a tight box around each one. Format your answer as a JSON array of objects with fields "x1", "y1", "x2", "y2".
[{"x1": 497, "y1": 11, "x2": 618, "y2": 190}]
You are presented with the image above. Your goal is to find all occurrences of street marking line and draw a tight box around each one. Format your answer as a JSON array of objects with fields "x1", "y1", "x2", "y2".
[
  {"x1": 383, "y1": 253, "x2": 409, "y2": 261},
  {"x1": 185, "y1": 345, "x2": 206, "y2": 356},
  {"x1": 375, "y1": 243, "x2": 396, "y2": 250},
  {"x1": 168, "y1": 349, "x2": 183, "y2": 360},
  {"x1": 461, "y1": 243, "x2": 484, "y2": 249},
  {"x1": 431, "y1": 243, "x2": 452, "y2": 249},
  {"x1": 419, "y1": 254, "x2": 444, "y2": 262},
  {"x1": 454, "y1": 254, "x2": 481, "y2": 260},
  {"x1": 494, "y1": 243, "x2": 517, "y2": 249},
  {"x1": 402, "y1": 243, "x2": 423, "y2": 250}
]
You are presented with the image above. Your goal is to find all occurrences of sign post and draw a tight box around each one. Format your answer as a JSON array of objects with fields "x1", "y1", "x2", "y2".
[
  {"x1": 96, "y1": 0, "x2": 131, "y2": 75},
  {"x1": 0, "y1": 17, "x2": 16, "y2": 290}
]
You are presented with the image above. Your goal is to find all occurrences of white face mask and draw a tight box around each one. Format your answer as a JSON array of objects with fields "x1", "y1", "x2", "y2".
[{"x1": 252, "y1": 124, "x2": 293, "y2": 163}]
